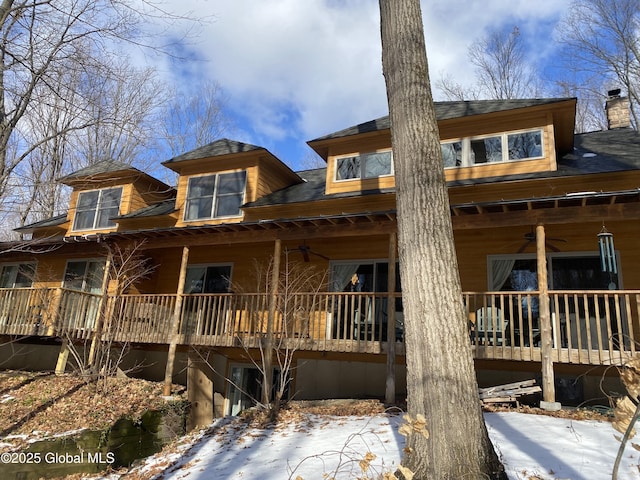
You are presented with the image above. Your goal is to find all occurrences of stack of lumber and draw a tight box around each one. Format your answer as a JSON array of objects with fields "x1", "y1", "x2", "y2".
[{"x1": 478, "y1": 379, "x2": 541, "y2": 404}]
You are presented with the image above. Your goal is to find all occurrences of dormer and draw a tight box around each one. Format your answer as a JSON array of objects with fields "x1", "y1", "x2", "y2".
[
  {"x1": 308, "y1": 98, "x2": 577, "y2": 194},
  {"x1": 162, "y1": 139, "x2": 302, "y2": 227},
  {"x1": 58, "y1": 160, "x2": 174, "y2": 236}
]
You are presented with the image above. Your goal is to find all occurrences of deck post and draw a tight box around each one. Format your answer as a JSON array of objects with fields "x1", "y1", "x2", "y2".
[
  {"x1": 385, "y1": 232, "x2": 397, "y2": 405},
  {"x1": 87, "y1": 255, "x2": 112, "y2": 368},
  {"x1": 536, "y1": 224, "x2": 559, "y2": 408},
  {"x1": 163, "y1": 246, "x2": 190, "y2": 397},
  {"x1": 263, "y1": 239, "x2": 281, "y2": 406}
]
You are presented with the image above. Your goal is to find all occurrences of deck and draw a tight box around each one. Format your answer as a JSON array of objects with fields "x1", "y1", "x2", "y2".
[{"x1": 0, "y1": 288, "x2": 636, "y2": 366}]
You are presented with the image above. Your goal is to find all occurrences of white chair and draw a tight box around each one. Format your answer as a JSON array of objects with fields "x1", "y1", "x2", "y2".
[{"x1": 476, "y1": 307, "x2": 508, "y2": 345}]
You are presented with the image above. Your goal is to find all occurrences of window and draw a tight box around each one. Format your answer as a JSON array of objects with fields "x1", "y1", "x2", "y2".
[
  {"x1": 63, "y1": 260, "x2": 105, "y2": 294},
  {"x1": 335, "y1": 151, "x2": 393, "y2": 181},
  {"x1": 489, "y1": 253, "x2": 619, "y2": 292},
  {"x1": 184, "y1": 171, "x2": 247, "y2": 221},
  {"x1": 73, "y1": 187, "x2": 123, "y2": 231},
  {"x1": 441, "y1": 129, "x2": 543, "y2": 168},
  {"x1": 330, "y1": 261, "x2": 400, "y2": 293},
  {"x1": 184, "y1": 264, "x2": 232, "y2": 293},
  {"x1": 0, "y1": 263, "x2": 35, "y2": 288}
]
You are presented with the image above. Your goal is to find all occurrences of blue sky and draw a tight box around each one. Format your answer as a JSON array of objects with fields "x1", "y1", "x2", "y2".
[{"x1": 143, "y1": 0, "x2": 573, "y2": 171}]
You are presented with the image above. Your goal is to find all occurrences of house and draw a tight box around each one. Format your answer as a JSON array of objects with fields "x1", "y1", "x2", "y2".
[{"x1": 1, "y1": 94, "x2": 639, "y2": 418}]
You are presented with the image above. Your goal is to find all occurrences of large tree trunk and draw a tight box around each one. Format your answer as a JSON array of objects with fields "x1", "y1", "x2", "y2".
[{"x1": 379, "y1": 1, "x2": 507, "y2": 478}]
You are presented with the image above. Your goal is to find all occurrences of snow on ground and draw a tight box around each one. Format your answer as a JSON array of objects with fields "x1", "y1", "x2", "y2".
[{"x1": 130, "y1": 412, "x2": 640, "y2": 480}]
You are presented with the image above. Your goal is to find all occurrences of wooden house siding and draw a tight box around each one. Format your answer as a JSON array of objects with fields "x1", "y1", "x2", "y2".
[{"x1": 256, "y1": 156, "x2": 301, "y2": 197}]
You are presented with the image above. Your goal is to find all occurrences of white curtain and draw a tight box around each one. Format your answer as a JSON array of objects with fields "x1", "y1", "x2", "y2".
[
  {"x1": 331, "y1": 264, "x2": 359, "y2": 292},
  {"x1": 491, "y1": 259, "x2": 516, "y2": 291}
]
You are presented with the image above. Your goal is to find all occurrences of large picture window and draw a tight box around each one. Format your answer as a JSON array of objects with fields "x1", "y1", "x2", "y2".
[
  {"x1": 0, "y1": 263, "x2": 35, "y2": 288},
  {"x1": 441, "y1": 128, "x2": 543, "y2": 168},
  {"x1": 63, "y1": 260, "x2": 106, "y2": 294},
  {"x1": 185, "y1": 171, "x2": 247, "y2": 221},
  {"x1": 73, "y1": 187, "x2": 123, "y2": 231},
  {"x1": 335, "y1": 151, "x2": 393, "y2": 181}
]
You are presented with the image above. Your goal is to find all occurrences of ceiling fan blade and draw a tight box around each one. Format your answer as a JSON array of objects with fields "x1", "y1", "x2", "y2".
[
  {"x1": 547, "y1": 241, "x2": 561, "y2": 252},
  {"x1": 310, "y1": 250, "x2": 330, "y2": 261}
]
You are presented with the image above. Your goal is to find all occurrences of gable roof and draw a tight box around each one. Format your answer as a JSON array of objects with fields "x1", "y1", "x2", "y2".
[
  {"x1": 163, "y1": 139, "x2": 265, "y2": 166},
  {"x1": 59, "y1": 159, "x2": 140, "y2": 183}
]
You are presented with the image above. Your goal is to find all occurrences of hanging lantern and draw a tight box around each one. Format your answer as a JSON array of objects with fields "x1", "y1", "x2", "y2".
[{"x1": 598, "y1": 226, "x2": 617, "y2": 274}]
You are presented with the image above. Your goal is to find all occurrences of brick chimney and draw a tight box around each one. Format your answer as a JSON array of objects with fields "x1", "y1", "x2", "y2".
[{"x1": 605, "y1": 89, "x2": 631, "y2": 129}]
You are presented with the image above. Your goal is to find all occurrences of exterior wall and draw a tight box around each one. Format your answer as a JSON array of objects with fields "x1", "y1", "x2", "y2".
[
  {"x1": 0, "y1": 342, "x2": 61, "y2": 371},
  {"x1": 294, "y1": 358, "x2": 407, "y2": 400}
]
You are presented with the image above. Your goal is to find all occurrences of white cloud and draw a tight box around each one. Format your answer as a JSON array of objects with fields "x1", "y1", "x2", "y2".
[{"x1": 140, "y1": 0, "x2": 573, "y2": 167}]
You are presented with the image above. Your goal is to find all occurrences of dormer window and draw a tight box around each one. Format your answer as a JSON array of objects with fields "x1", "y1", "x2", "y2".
[
  {"x1": 441, "y1": 128, "x2": 543, "y2": 168},
  {"x1": 184, "y1": 171, "x2": 247, "y2": 221},
  {"x1": 335, "y1": 150, "x2": 393, "y2": 181},
  {"x1": 72, "y1": 187, "x2": 123, "y2": 231}
]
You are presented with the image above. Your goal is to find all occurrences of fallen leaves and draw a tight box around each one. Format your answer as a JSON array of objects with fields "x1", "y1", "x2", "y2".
[{"x1": 0, "y1": 370, "x2": 185, "y2": 449}]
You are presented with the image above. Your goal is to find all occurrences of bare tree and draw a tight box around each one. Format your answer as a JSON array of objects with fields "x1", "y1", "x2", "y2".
[
  {"x1": 437, "y1": 26, "x2": 543, "y2": 100},
  {"x1": 556, "y1": 0, "x2": 640, "y2": 129},
  {"x1": 159, "y1": 81, "x2": 233, "y2": 157},
  {"x1": 0, "y1": 1, "x2": 199, "y2": 232},
  {"x1": 553, "y1": 75, "x2": 608, "y2": 133},
  {"x1": 379, "y1": 1, "x2": 507, "y2": 478},
  {"x1": 234, "y1": 251, "x2": 327, "y2": 420}
]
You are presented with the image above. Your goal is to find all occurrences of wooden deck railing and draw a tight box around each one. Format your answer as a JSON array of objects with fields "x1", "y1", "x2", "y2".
[
  {"x1": 0, "y1": 287, "x2": 102, "y2": 338},
  {"x1": 465, "y1": 291, "x2": 638, "y2": 365},
  {"x1": 0, "y1": 288, "x2": 638, "y2": 365},
  {"x1": 106, "y1": 292, "x2": 403, "y2": 352}
]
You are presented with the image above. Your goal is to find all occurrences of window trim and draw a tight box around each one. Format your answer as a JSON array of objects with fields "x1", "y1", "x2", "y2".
[
  {"x1": 0, "y1": 262, "x2": 36, "y2": 288},
  {"x1": 183, "y1": 171, "x2": 247, "y2": 222},
  {"x1": 442, "y1": 128, "x2": 544, "y2": 169},
  {"x1": 333, "y1": 149, "x2": 394, "y2": 182},
  {"x1": 72, "y1": 186, "x2": 123, "y2": 231}
]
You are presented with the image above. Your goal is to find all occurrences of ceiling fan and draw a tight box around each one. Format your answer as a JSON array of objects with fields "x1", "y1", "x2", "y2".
[
  {"x1": 288, "y1": 242, "x2": 330, "y2": 262},
  {"x1": 517, "y1": 228, "x2": 567, "y2": 253}
]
